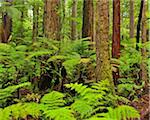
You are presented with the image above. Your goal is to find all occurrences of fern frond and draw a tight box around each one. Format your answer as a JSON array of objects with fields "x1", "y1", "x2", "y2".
[
  {"x1": 96, "y1": 105, "x2": 140, "y2": 120},
  {"x1": 71, "y1": 100, "x2": 93, "y2": 118},
  {"x1": 65, "y1": 83, "x2": 92, "y2": 96},
  {"x1": 0, "y1": 102, "x2": 40, "y2": 120},
  {"x1": 87, "y1": 117, "x2": 111, "y2": 120},
  {"x1": 0, "y1": 108, "x2": 11, "y2": 120},
  {"x1": 47, "y1": 55, "x2": 67, "y2": 62},
  {"x1": 40, "y1": 91, "x2": 65, "y2": 109},
  {"x1": 0, "y1": 82, "x2": 30, "y2": 103},
  {"x1": 43, "y1": 107, "x2": 75, "y2": 120},
  {"x1": 26, "y1": 50, "x2": 55, "y2": 60}
]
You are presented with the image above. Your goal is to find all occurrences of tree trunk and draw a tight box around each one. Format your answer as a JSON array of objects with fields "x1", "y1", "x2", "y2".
[
  {"x1": 140, "y1": 1, "x2": 148, "y2": 92},
  {"x1": 95, "y1": 0, "x2": 114, "y2": 92},
  {"x1": 44, "y1": 0, "x2": 61, "y2": 40},
  {"x1": 136, "y1": 0, "x2": 144, "y2": 50},
  {"x1": 129, "y1": 0, "x2": 134, "y2": 38},
  {"x1": 33, "y1": 5, "x2": 39, "y2": 42},
  {"x1": 71, "y1": 0, "x2": 77, "y2": 40},
  {"x1": 61, "y1": 0, "x2": 65, "y2": 39},
  {"x1": 0, "y1": 0, "x2": 12, "y2": 43},
  {"x1": 82, "y1": 0, "x2": 94, "y2": 42},
  {"x1": 112, "y1": 0, "x2": 120, "y2": 85}
]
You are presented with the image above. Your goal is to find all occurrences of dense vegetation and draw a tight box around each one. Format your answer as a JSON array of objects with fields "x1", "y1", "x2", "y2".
[{"x1": 0, "y1": 0, "x2": 149, "y2": 120}]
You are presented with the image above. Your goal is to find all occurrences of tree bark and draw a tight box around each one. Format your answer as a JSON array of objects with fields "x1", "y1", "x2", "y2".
[
  {"x1": 136, "y1": 0, "x2": 144, "y2": 50},
  {"x1": 0, "y1": 0, "x2": 12, "y2": 43},
  {"x1": 82, "y1": 0, "x2": 94, "y2": 42},
  {"x1": 61, "y1": 0, "x2": 65, "y2": 39},
  {"x1": 95, "y1": 0, "x2": 114, "y2": 92},
  {"x1": 33, "y1": 5, "x2": 39, "y2": 42},
  {"x1": 112, "y1": 0, "x2": 120, "y2": 85},
  {"x1": 71, "y1": 0, "x2": 77, "y2": 40},
  {"x1": 140, "y1": 1, "x2": 148, "y2": 92},
  {"x1": 129, "y1": 0, "x2": 134, "y2": 38},
  {"x1": 44, "y1": 0, "x2": 61, "y2": 40}
]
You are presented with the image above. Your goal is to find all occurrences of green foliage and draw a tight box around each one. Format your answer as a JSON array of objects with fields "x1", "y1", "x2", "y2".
[
  {"x1": 0, "y1": 81, "x2": 140, "y2": 120},
  {"x1": 43, "y1": 108, "x2": 75, "y2": 120},
  {"x1": 65, "y1": 81, "x2": 139, "y2": 119},
  {"x1": 0, "y1": 90, "x2": 75, "y2": 120},
  {"x1": 0, "y1": 1, "x2": 146, "y2": 120},
  {"x1": 117, "y1": 40, "x2": 150, "y2": 99},
  {"x1": 0, "y1": 82, "x2": 30, "y2": 105},
  {"x1": 40, "y1": 91, "x2": 75, "y2": 120},
  {"x1": 0, "y1": 102, "x2": 40, "y2": 120},
  {"x1": 89, "y1": 105, "x2": 140, "y2": 120},
  {"x1": 40, "y1": 91, "x2": 65, "y2": 109}
]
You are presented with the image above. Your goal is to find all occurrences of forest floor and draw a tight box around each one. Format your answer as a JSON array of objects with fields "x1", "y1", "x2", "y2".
[{"x1": 131, "y1": 93, "x2": 149, "y2": 120}]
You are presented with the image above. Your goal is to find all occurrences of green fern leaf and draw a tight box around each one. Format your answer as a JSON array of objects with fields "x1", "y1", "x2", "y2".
[
  {"x1": 0, "y1": 82, "x2": 30, "y2": 103},
  {"x1": 96, "y1": 105, "x2": 140, "y2": 120},
  {"x1": 40, "y1": 91, "x2": 65, "y2": 109},
  {"x1": 43, "y1": 108, "x2": 76, "y2": 120},
  {"x1": 71, "y1": 100, "x2": 93, "y2": 118}
]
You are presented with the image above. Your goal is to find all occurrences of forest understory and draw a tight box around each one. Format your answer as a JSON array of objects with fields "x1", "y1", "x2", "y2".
[{"x1": 0, "y1": 0, "x2": 150, "y2": 120}]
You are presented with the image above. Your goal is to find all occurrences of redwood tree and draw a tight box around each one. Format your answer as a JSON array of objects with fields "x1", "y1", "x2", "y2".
[
  {"x1": 71, "y1": 0, "x2": 77, "y2": 40},
  {"x1": 112, "y1": 0, "x2": 121, "y2": 85},
  {"x1": 0, "y1": 0, "x2": 12, "y2": 43},
  {"x1": 136, "y1": 0, "x2": 144, "y2": 50},
  {"x1": 44, "y1": 0, "x2": 61, "y2": 40},
  {"x1": 95, "y1": 0, "x2": 114, "y2": 91},
  {"x1": 33, "y1": 3, "x2": 39, "y2": 42},
  {"x1": 82, "y1": 0, "x2": 94, "y2": 41},
  {"x1": 129, "y1": 0, "x2": 134, "y2": 38},
  {"x1": 141, "y1": 1, "x2": 148, "y2": 92}
]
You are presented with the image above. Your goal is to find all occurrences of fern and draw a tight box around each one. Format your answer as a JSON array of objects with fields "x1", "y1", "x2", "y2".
[
  {"x1": 0, "y1": 102, "x2": 40, "y2": 120},
  {"x1": 40, "y1": 91, "x2": 65, "y2": 109},
  {"x1": 0, "y1": 91, "x2": 74, "y2": 120},
  {"x1": 65, "y1": 81, "x2": 111, "y2": 118},
  {"x1": 92, "y1": 105, "x2": 140, "y2": 120},
  {"x1": 65, "y1": 81, "x2": 140, "y2": 119},
  {"x1": 0, "y1": 85, "x2": 140, "y2": 120},
  {"x1": 0, "y1": 82, "x2": 30, "y2": 104},
  {"x1": 26, "y1": 50, "x2": 55, "y2": 60},
  {"x1": 40, "y1": 91, "x2": 75, "y2": 120},
  {"x1": 43, "y1": 108, "x2": 75, "y2": 120},
  {"x1": 71, "y1": 100, "x2": 93, "y2": 118}
]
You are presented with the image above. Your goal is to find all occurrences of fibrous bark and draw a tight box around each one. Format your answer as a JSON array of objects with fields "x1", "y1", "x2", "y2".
[
  {"x1": 33, "y1": 5, "x2": 39, "y2": 42},
  {"x1": 140, "y1": 1, "x2": 148, "y2": 92},
  {"x1": 82, "y1": 0, "x2": 94, "y2": 41},
  {"x1": 71, "y1": 0, "x2": 77, "y2": 40},
  {"x1": 136, "y1": 0, "x2": 144, "y2": 50},
  {"x1": 130, "y1": 0, "x2": 134, "y2": 38},
  {"x1": 44, "y1": 0, "x2": 61, "y2": 40},
  {"x1": 95, "y1": 0, "x2": 114, "y2": 90},
  {"x1": 0, "y1": 0, "x2": 12, "y2": 43},
  {"x1": 112, "y1": 0, "x2": 120, "y2": 85}
]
